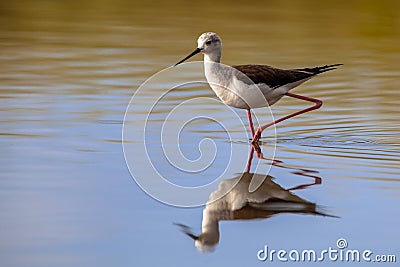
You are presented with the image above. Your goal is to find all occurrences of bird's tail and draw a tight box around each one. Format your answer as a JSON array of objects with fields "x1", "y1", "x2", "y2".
[{"x1": 297, "y1": 63, "x2": 343, "y2": 74}]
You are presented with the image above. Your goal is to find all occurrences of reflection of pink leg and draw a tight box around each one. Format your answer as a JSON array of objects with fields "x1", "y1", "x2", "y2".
[
  {"x1": 246, "y1": 109, "x2": 255, "y2": 138},
  {"x1": 249, "y1": 143, "x2": 323, "y2": 189},
  {"x1": 251, "y1": 143, "x2": 263, "y2": 159},
  {"x1": 286, "y1": 172, "x2": 322, "y2": 191},
  {"x1": 252, "y1": 93, "x2": 323, "y2": 144},
  {"x1": 245, "y1": 146, "x2": 255, "y2": 173}
]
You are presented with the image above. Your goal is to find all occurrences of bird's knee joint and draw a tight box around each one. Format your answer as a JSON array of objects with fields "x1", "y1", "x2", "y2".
[{"x1": 315, "y1": 100, "x2": 323, "y2": 109}]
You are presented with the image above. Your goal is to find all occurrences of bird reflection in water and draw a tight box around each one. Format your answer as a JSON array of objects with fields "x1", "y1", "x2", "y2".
[{"x1": 175, "y1": 147, "x2": 336, "y2": 253}]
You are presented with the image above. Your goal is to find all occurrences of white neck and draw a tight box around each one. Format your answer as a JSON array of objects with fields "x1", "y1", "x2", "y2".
[
  {"x1": 204, "y1": 51, "x2": 221, "y2": 63},
  {"x1": 200, "y1": 209, "x2": 220, "y2": 243}
]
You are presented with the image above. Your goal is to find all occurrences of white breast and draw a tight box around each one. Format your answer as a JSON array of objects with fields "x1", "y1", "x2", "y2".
[
  {"x1": 204, "y1": 62, "x2": 304, "y2": 109},
  {"x1": 204, "y1": 62, "x2": 272, "y2": 109}
]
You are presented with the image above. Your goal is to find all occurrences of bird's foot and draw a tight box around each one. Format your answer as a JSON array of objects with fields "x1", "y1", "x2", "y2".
[
  {"x1": 251, "y1": 131, "x2": 263, "y2": 158},
  {"x1": 251, "y1": 129, "x2": 261, "y2": 145}
]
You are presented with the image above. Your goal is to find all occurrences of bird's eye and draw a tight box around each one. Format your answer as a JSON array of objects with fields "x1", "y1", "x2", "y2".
[{"x1": 206, "y1": 40, "x2": 212, "y2": 45}]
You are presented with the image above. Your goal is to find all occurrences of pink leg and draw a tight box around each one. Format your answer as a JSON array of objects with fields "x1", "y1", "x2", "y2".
[
  {"x1": 252, "y1": 93, "x2": 323, "y2": 144},
  {"x1": 246, "y1": 109, "x2": 255, "y2": 138}
]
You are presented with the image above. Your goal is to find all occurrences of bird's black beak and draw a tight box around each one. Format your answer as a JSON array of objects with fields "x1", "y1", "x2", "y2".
[
  {"x1": 174, "y1": 222, "x2": 199, "y2": 240},
  {"x1": 185, "y1": 232, "x2": 199, "y2": 240},
  {"x1": 174, "y1": 47, "x2": 202, "y2": 66}
]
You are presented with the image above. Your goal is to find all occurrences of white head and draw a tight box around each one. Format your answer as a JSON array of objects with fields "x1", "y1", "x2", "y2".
[
  {"x1": 175, "y1": 32, "x2": 222, "y2": 65},
  {"x1": 197, "y1": 32, "x2": 222, "y2": 56},
  {"x1": 194, "y1": 233, "x2": 219, "y2": 253},
  {"x1": 175, "y1": 222, "x2": 219, "y2": 253}
]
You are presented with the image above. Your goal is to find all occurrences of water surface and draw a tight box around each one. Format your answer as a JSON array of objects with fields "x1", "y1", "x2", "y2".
[{"x1": 1, "y1": 1, "x2": 399, "y2": 266}]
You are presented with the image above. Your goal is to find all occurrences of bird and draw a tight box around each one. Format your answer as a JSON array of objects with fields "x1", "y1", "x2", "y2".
[
  {"x1": 175, "y1": 171, "x2": 335, "y2": 252},
  {"x1": 175, "y1": 32, "x2": 341, "y2": 144}
]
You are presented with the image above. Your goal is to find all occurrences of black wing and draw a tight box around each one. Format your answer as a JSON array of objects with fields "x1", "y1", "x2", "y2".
[{"x1": 233, "y1": 64, "x2": 342, "y2": 89}]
